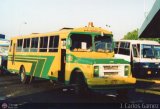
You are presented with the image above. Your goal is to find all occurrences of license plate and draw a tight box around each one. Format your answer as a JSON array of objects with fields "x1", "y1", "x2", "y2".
[
  {"x1": 105, "y1": 80, "x2": 117, "y2": 84},
  {"x1": 111, "y1": 80, "x2": 118, "y2": 84}
]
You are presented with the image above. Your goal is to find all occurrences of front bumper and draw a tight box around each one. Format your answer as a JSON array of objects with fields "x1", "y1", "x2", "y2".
[
  {"x1": 134, "y1": 67, "x2": 160, "y2": 78},
  {"x1": 87, "y1": 76, "x2": 136, "y2": 90}
]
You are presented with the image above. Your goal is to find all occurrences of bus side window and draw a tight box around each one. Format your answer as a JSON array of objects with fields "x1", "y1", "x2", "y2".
[
  {"x1": 114, "y1": 42, "x2": 119, "y2": 53},
  {"x1": 30, "y1": 37, "x2": 39, "y2": 52},
  {"x1": 49, "y1": 36, "x2": 59, "y2": 52},
  {"x1": 23, "y1": 38, "x2": 30, "y2": 52},
  {"x1": 132, "y1": 45, "x2": 138, "y2": 57},
  {"x1": 16, "y1": 39, "x2": 23, "y2": 52},
  {"x1": 40, "y1": 36, "x2": 48, "y2": 52},
  {"x1": 119, "y1": 42, "x2": 130, "y2": 56},
  {"x1": 137, "y1": 44, "x2": 140, "y2": 54}
]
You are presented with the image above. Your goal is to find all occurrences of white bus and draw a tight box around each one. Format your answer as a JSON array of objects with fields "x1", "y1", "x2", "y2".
[
  {"x1": 0, "y1": 39, "x2": 10, "y2": 74},
  {"x1": 114, "y1": 40, "x2": 160, "y2": 78}
]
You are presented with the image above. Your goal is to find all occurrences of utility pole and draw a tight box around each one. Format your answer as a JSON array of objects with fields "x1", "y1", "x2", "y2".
[
  {"x1": 19, "y1": 22, "x2": 27, "y2": 36},
  {"x1": 144, "y1": 0, "x2": 147, "y2": 18}
]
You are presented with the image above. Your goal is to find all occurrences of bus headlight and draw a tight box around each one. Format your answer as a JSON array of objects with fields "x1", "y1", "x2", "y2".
[
  {"x1": 158, "y1": 66, "x2": 160, "y2": 69},
  {"x1": 94, "y1": 66, "x2": 99, "y2": 77},
  {"x1": 125, "y1": 66, "x2": 129, "y2": 76}
]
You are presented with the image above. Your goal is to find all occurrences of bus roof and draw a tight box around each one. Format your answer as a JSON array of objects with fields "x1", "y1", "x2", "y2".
[
  {"x1": 11, "y1": 29, "x2": 72, "y2": 39},
  {"x1": 10, "y1": 22, "x2": 112, "y2": 39},
  {"x1": 115, "y1": 40, "x2": 160, "y2": 45},
  {"x1": 71, "y1": 22, "x2": 112, "y2": 34}
]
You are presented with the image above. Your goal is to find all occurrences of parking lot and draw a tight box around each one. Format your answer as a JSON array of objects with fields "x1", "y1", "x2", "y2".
[{"x1": 0, "y1": 74, "x2": 160, "y2": 108}]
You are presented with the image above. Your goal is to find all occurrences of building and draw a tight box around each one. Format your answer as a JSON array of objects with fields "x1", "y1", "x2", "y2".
[
  {"x1": 0, "y1": 34, "x2": 5, "y2": 39},
  {"x1": 139, "y1": 0, "x2": 160, "y2": 38}
]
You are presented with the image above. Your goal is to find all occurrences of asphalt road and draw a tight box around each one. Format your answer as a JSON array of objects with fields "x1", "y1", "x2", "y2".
[{"x1": 0, "y1": 74, "x2": 160, "y2": 108}]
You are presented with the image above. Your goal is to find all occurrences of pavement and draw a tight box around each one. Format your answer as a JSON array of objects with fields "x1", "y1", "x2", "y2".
[{"x1": 0, "y1": 74, "x2": 160, "y2": 108}]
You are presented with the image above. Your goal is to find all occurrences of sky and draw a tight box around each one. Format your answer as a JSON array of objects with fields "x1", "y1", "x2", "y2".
[{"x1": 0, "y1": 0, "x2": 156, "y2": 40}]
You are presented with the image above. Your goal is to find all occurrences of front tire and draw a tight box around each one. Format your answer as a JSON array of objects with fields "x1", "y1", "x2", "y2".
[
  {"x1": 19, "y1": 66, "x2": 31, "y2": 84},
  {"x1": 70, "y1": 72, "x2": 89, "y2": 95}
]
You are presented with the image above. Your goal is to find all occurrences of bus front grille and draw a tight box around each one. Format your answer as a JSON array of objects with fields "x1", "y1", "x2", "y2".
[
  {"x1": 104, "y1": 66, "x2": 119, "y2": 70},
  {"x1": 104, "y1": 72, "x2": 118, "y2": 76}
]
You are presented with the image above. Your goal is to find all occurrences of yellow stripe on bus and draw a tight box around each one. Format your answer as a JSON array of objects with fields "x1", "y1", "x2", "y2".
[
  {"x1": 136, "y1": 78, "x2": 160, "y2": 84},
  {"x1": 136, "y1": 89, "x2": 160, "y2": 95}
]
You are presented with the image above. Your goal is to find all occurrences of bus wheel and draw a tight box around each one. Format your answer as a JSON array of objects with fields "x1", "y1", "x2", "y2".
[
  {"x1": 70, "y1": 72, "x2": 89, "y2": 95},
  {"x1": 19, "y1": 66, "x2": 30, "y2": 84}
]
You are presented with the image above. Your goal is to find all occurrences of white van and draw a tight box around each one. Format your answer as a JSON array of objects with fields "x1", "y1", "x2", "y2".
[{"x1": 114, "y1": 40, "x2": 160, "y2": 78}]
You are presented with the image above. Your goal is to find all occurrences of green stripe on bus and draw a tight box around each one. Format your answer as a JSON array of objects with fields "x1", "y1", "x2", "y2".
[
  {"x1": 41, "y1": 57, "x2": 54, "y2": 78},
  {"x1": 66, "y1": 54, "x2": 129, "y2": 65},
  {"x1": 8, "y1": 55, "x2": 54, "y2": 79}
]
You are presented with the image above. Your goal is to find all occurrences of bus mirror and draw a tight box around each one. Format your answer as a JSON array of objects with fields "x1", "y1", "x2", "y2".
[
  {"x1": 66, "y1": 38, "x2": 71, "y2": 49},
  {"x1": 81, "y1": 42, "x2": 87, "y2": 49},
  {"x1": 101, "y1": 32, "x2": 104, "y2": 36}
]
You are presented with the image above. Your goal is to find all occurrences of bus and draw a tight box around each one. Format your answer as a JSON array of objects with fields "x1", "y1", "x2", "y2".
[
  {"x1": 114, "y1": 40, "x2": 160, "y2": 78},
  {"x1": 8, "y1": 22, "x2": 136, "y2": 94},
  {"x1": 0, "y1": 39, "x2": 10, "y2": 73}
]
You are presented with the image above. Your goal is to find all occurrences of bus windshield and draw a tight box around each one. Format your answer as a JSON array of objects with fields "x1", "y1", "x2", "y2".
[
  {"x1": 95, "y1": 35, "x2": 113, "y2": 53},
  {"x1": 70, "y1": 33, "x2": 113, "y2": 52},
  {"x1": 154, "y1": 45, "x2": 160, "y2": 59},
  {"x1": 141, "y1": 44, "x2": 160, "y2": 59},
  {"x1": 70, "y1": 34, "x2": 92, "y2": 52}
]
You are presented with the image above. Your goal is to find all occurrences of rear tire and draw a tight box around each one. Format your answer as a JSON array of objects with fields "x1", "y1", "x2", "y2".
[{"x1": 19, "y1": 66, "x2": 31, "y2": 84}]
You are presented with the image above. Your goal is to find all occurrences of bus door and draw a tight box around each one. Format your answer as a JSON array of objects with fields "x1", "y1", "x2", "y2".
[
  {"x1": 131, "y1": 44, "x2": 140, "y2": 76},
  {"x1": 58, "y1": 39, "x2": 66, "y2": 83}
]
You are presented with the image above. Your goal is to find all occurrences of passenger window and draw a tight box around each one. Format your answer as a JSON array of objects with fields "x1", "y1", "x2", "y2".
[
  {"x1": 125, "y1": 42, "x2": 130, "y2": 48},
  {"x1": 132, "y1": 45, "x2": 138, "y2": 57},
  {"x1": 119, "y1": 42, "x2": 130, "y2": 56},
  {"x1": 114, "y1": 42, "x2": 119, "y2": 53},
  {"x1": 137, "y1": 44, "x2": 140, "y2": 54},
  {"x1": 120, "y1": 42, "x2": 125, "y2": 48},
  {"x1": 49, "y1": 36, "x2": 59, "y2": 52},
  {"x1": 31, "y1": 37, "x2": 39, "y2": 52},
  {"x1": 40, "y1": 36, "x2": 48, "y2": 52},
  {"x1": 23, "y1": 38, "x2": 30, "y2": 52},
  {"x1": 16, "y1": 39, "x2": 23, "y2": 52}
]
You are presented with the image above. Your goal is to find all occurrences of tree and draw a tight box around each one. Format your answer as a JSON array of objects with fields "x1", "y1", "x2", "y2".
[
  {"x1": 140, "y1": 38, "x2": 160, "y2": 43},
  {"x1": 123, "y1": 29, "x2": 160, "y2": 43},
  {"x1": 123, "y1": 29, "x2": 138, "y2": 40}
]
